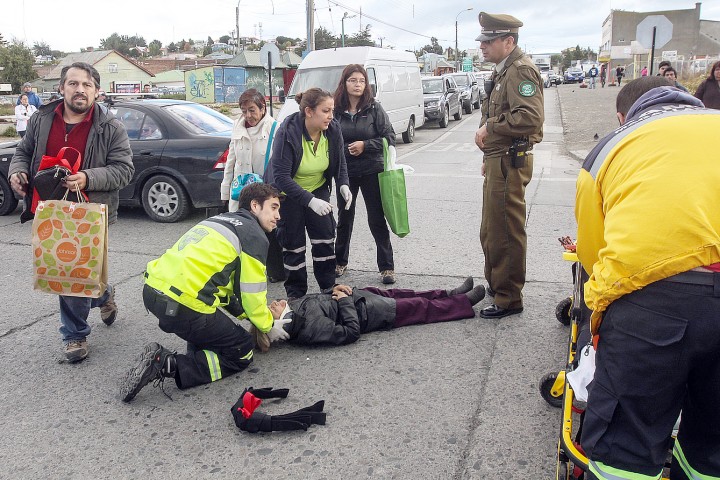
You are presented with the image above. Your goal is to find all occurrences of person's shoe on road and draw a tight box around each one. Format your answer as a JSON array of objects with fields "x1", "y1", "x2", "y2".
[
  {"x1": 486, "y1": 285, "x2": 496, "y2": 297},
  {"x1": 65, "y1": 339, "x2": 88, "y2": 363},
  {"x1": 120, "y1": 342, "x2": 177, "y2": 402},
  {"x1": 381, "y1": 270, "x2": 396, "y2": 284},
  {"x1": 335, "y1": 264, "x2": 348, "y2": 277},
  {"x1": 100, "y1": 285, "x2": 118, "y2": 326},
  {"x1": 465, "y1": 285, "x2": 486, "y2": 306},
  {"x1": 479, "y1": 304, "x2": 523, "y2": 319},
  {"x1": 448, "y1": 277, "x2": 474, "y2": 296}
]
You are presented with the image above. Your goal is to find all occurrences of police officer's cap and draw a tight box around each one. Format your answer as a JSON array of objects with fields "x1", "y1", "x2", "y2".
[{"x1": 476, "y1": 12, "x2": 523, "y2": 42}]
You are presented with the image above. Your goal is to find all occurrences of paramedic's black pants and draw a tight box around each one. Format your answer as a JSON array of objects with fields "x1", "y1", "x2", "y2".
[
  {"x1": 277, "y1": 185, "x2": 336, "y2": 298},
  {"x1": 582, "y1": 275, "x2": 720, "y2": 479},
  {"x1": 143, "y1": 285, "x2": 254, "y2": 389}
]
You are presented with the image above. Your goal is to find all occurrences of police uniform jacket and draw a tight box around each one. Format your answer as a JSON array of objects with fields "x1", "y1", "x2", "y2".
[
  {"x1": 145, "y1": 210, "x2": 274, "y2": 333},
  {"x1": 264, "y1": 111, "x2": 349, "y2": 206},
  {"x1": 284, "y1": 288, "x2": 396, "y2": 346},
  {"x1": 480, "y1": 46, "x2": 544, "y2": 156},
  {"x1": 575, "y1": 87, "x2": 720, "y2": 334}
]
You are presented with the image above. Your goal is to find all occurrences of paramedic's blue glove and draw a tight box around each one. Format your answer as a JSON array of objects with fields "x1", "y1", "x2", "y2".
[{"x1": 339, "y1": 185, "x2": 352, "y2": 210}]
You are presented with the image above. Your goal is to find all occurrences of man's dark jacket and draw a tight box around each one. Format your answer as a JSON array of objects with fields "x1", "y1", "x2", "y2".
[
  {"x1": 284, "y1": 288, "x2": 395, "y2": 346},
  {"x1": 9, "y1": 99, "x2": 134, "y2": 224}
]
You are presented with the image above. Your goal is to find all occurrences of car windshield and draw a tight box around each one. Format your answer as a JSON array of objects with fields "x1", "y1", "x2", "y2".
[
  {"x1": 422, "y1": 79, "x2": 443, "y2": 94},
  {"x1": 288, "y1": 67, "x2": 344, "y2": 96},
  {"x1": 452, "y1": 75, "x2": 469, "y2": 86},
  {"x1": 568, "y1": 68, "x2": 582, "y2": 74},
  {"x1": 164, "y1": 103, "x2": 232, "y2": 135}
]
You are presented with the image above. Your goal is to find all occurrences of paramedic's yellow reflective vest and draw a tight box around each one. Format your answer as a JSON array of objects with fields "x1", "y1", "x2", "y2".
[{"x1": 145, "y1": 210, "x2": 273, "y2": 333}]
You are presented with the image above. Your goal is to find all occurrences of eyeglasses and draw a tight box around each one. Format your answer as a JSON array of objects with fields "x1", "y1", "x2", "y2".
[{"x1": 346, "y1": 78, "x2": 366, "y2": 85}]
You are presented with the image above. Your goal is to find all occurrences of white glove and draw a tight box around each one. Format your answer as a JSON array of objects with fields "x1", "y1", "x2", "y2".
[
  {"x1": 267, "y1": 317, "x2": 292, "y2": 343},
  {"x1": 339, "y1": 185, "x2": 353, "y2": 210},
  {"x1": 308, "y1": 197, "x2": 332, "y2": 216}
]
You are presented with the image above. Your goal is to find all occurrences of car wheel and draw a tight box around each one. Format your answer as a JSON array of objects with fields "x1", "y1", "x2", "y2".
[
  {"x1": 439, "y1": 107, "x2": 449, "y2": 128},
  {"x1": 453, "y1": 105, "x2": 462, "y2": 121},
  {"x1": 463, "y1": 100, "x2": 472, "y2": 114},
  {"x1": 402, "y1": 117, "x2": 415, "y2": 143},
  {"x1": 473, "y1": 97, "x2": 481, "y2": 109},
  {"x1": 0, "y1": 175, "x2": 19, "y2": 216},
  {"x1": 141, "y1": 174, "x2": 191, "y2": 223}
]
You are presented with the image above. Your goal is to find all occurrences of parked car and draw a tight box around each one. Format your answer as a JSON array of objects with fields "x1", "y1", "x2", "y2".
[
  {"x1": 422, "y1": 75, "x2": 462, "y2": 128},
  {"x1": 0, "y1": 141, "x2": 20, "y2": 215},
  {"x1": 544, "y1": 72, "x2": 563, "y2": 87},
  {"x1": 0, "y1": 99, "x2": 234, "y2": 223},
  {"x1": 564, "y1": 67, "x2": 585, "y2": 84},
  {"x1": 448, "y1": 72, "x2": 483, "y2": 114}
]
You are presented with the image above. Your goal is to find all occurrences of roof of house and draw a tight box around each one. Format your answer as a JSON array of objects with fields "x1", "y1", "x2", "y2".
[{"x1": 44, "y1": 50, "x2": 155, "y2": 79}]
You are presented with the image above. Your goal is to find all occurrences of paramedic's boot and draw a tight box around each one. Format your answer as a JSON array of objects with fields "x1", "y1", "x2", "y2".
[
  {"x1": 465, "y1": 285, "x2": 486, "y2": 306},
  {"x1": 120, "y1": 342, "x2": 176, "y2": 402},
  {"x1": 448, "y1": 277, "x2": 474, "y2": 296}
]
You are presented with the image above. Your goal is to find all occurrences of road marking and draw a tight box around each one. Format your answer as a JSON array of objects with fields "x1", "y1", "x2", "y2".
[{"x1": 398, "y1": 115, "x2": 474, "y2": 161}]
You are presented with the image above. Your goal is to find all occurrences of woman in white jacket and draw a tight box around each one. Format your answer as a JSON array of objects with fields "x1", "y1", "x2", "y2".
[
  {"x1": 221, "y1": 88, "x2": 284, "y2": 281},
  {"x1": 221, "y1": 88, "x2": 277, "y2": 212}
]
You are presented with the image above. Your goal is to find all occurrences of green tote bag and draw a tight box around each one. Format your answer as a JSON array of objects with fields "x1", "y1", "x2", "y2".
[{"x1": 378, "y1": 138, "x2": 410, "y2": 238}]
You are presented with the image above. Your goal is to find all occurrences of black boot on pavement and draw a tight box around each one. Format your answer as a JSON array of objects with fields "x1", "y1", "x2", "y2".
[
  {"x1": 120, "y1": 342, "x2": 177, "y2": 402},
  {"x1": 465, "y1": 285, "x2": 486, "y2": 306},
  {"x1": 448, "y1": 277, "x2": 474, "y2": 296}
]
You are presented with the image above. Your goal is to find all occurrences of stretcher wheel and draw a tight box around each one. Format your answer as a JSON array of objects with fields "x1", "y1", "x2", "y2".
[
  {"x1": 555, "y1": 297, "x2": 572, "y2": 326},
  {"x1": 540, "y1": 371, "x2": 564, "y2": 408}
]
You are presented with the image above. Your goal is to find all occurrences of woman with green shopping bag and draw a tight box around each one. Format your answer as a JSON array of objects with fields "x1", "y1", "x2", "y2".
[{"x1": 333, "y1": 64, "x2": 398, "y2": 285}]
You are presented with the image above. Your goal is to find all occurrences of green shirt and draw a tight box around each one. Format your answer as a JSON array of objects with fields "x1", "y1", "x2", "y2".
[{"x1": 295, "y1": 133, "x2": 329, "y2": 192}]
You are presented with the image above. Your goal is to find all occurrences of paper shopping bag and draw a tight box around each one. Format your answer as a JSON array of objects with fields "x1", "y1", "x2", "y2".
[
  {"x1": 31, "y1": 198, "x2": 108, "y2": 298},
  {"x1": 378, "y1": 139, "x2": 410, "y2": 238}
]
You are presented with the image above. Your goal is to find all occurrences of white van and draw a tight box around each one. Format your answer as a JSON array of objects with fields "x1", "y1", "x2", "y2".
[{"x1": 276, "y1": 46, "x2": 425, "y2": 143}]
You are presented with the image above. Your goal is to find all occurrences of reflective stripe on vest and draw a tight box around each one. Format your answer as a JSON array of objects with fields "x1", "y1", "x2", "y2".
[
  {"x1": 588, "y1": 460, "x2": 661, "y2": 480},
  {"x1": 199, "y1": 220, "x2": 241, "y2": 255},
  {"x1": 239, "y1": 280, "x2": 267, "y2": 294},
  {"x1": 203, "y1": 350, "x2": 222, "y2": 382},
  {"x1": 673, "y1": 441, "x2": 720, "y2": 480}
]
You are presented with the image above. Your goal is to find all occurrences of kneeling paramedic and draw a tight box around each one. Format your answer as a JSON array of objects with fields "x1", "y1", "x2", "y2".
[{"x1": 120, "y1": 183, "x2": 288, "y2": 402}]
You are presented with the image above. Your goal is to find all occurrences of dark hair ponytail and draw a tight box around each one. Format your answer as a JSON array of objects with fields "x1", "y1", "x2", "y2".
[{"x1": 296, "y1": 88, "x2": 332, "y2": 117}]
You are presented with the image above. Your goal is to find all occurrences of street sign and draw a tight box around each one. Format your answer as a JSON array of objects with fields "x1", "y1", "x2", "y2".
[
  {"x1": 260, "y1": 43, "x2": 281, "y2": 70},
  {"x1": 636, "y1": 15, "x2": 673, "y2": 50},
  {"x1": 462, "y1": 58, "x2": 472, "y2": 72},
  {"x1": 662, "y1": 50, "x2": 677, "y2": 61},
  {"x1": 0, "y1": 83, "x2": 12, "y2": 92}
]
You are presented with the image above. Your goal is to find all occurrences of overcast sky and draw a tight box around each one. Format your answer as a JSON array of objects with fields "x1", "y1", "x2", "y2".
[{"x1": 2, "y1": 0, "x2": 719, "y2": 55}]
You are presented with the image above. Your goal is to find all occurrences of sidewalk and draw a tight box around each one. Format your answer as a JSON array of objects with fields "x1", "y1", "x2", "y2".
[{"x1": 554, "y1": 83, "x2": 621, "y2": 161}]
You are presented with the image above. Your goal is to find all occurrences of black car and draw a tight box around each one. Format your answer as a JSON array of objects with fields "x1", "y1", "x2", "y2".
[{"x1": 0, "y1": 100, "x2": 233, "y2": 222}]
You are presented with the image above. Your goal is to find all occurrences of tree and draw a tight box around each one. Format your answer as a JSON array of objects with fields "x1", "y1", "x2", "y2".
[
  {"x1": 416, "y1": 37, "x2": 444, "y2": 57},
  {"x1": 148, "y1": 40, "x2": 162, "y2": 57},
  {"x1": 0, "y1": 33, "x2": 7, "y2": 47},
  {"x1": 346, "y1": 25, "x2": 374, "y2": 47},
  {"x1": 167, "y1": 42, "x2": 178, "y2": 53},
  {"x1": 314, "y1": 26, "x2": 338, "y2": 50},
  {"x1": 0, "y1": 41, "x2": 37, "y2": 93},
  {"x1": 32, "y1": 41, "x2": 52, "y2": 57},
  {"x1": 219, "y1": 35, "x2": 231, "y2": 45}
]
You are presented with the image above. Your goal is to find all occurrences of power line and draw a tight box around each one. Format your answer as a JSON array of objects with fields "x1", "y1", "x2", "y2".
[{"x1": 327, "y1": 0, "x2": 450, "y2": 42}]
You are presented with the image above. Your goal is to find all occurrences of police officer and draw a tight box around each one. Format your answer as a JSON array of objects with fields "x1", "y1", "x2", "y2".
[
  {"x1": 120, "y1": 183, "x2": 289, "y2": 402},
  {"x1": 474, "y1": 12, "x2": 544, "y2": 319}
]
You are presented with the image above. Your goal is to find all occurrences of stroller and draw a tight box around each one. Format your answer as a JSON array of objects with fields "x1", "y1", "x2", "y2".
[{"x1": 539, "y1": 238, "x2": 674, "y2": 480}]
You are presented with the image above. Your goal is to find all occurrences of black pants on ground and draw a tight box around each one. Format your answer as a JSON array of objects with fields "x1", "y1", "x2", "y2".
[
  {"x1": 277, "y1": 184, "x2": 336, "y2": 298},
  {"x1": 582, "y1": 276, "x2": 720, "y2": 479},
  {"x1": 266, "y1": 229, "x2": 286, "y2": 281},
  {"x1": 362, "y1": 287, "x2": 475, "y2": 327},
  {"x1": 142, "y1": 285, "x2": 254, "y2": 389},
  {"x1": 335, "y1": 173, "x2": 394, "y2": 272}
]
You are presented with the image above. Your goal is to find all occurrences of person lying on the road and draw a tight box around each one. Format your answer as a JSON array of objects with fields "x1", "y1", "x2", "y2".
[{"x1": 254, "y1": 278, "x2": 486, "y2": 349}]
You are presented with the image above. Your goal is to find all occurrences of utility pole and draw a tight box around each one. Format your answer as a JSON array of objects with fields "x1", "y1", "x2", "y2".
[
  {"x1": 306, "y1": 0, "x2": 315, "y2": 53},
  {"x1": 236, "y1": 3, "x2": 240, "y2": 54},
  {"x1": 342, "y1": 12, "x2": 356, "y2": 48},
  {"x1": 455, "y1": 8, "x2": 473, "y2": 72}
]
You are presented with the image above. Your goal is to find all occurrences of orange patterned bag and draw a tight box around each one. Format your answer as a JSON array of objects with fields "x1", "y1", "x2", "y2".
[{"x1": 31, "y1": 195, "x2": 108, "y2": 298}]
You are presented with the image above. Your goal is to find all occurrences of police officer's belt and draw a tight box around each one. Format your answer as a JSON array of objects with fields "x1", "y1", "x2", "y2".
[{"x1": 231, "y1": 387, "x2": 326, "y2": 433}]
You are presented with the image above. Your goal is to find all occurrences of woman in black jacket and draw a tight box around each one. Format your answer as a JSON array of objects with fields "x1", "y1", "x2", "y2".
[
  {"x1": 333, "y1": 64, "x2": 397, "y2": 284},
  {"x1": 264, "y1": 88, "x2": 351, "y2": 299}
]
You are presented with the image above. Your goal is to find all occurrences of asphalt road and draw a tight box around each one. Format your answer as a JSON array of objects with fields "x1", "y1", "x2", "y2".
[{"x1": 0, "y1": 88, "x2": 580, "y2": 479}]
